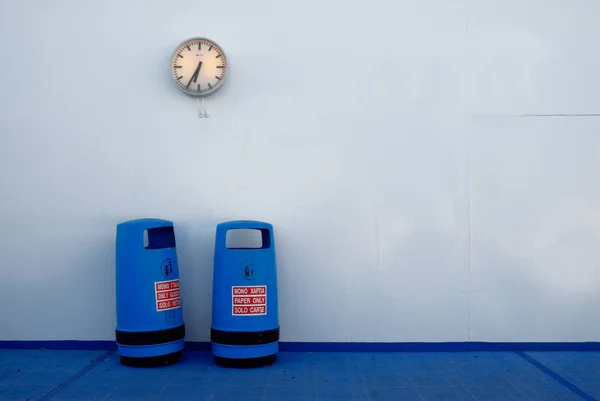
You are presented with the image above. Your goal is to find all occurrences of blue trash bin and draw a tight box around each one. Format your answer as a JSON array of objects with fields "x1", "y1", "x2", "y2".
[
  {"x1": 211, "y1": 220, "x2": 279, "y2": 367},
  {"x1": 115, "y1": 218, "x2": 185, "y2": 367}
]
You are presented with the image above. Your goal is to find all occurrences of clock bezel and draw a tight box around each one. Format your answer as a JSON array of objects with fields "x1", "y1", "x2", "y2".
[{"x1": 170, "y1": 36, "x2": 228, "y2": 98}]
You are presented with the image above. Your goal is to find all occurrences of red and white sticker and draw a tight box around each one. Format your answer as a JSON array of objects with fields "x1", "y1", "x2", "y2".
[
  {"x1": 232, "y1": 285, "x2": 267, "y2": 316},
  {"x1": 155, "y1": 279, "x2": 181, "y2": 311}
]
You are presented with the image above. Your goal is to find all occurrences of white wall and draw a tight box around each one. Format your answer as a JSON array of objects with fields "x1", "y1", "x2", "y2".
[{"x1": 1, "y1": 0, "x2": 599, "y2": 342}]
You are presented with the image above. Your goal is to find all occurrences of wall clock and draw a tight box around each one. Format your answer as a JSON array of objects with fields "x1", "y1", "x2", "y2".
[
  {"x1": 170, "y1": 37, "x2": 228, "y2": 117},
  {"x1": 170, "y1": 37, "x2": 228, "y2": 96}
]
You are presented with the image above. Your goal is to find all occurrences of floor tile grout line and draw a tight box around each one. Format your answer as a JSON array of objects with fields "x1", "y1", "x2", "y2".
[
  {"x1": 515, "y1": 351, "x2": 597, "y2": 401},
  {"x1": 455, "y1": 372, "x2": 478, "y2": 401},
  {"x1": 36, "y1": 350, "x2": 115, "y2": 401},
  {"x1": 358, "y1": 369, "x2": 370, "y2": 400},
  {"x1": 153, "y1": 384, "x2": 170, "y2": 401},
  {"x1": 409, "y1": 374, "x2": 426, "y2": 401}
]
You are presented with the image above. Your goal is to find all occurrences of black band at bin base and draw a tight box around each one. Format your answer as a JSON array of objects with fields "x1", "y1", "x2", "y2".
[
  {"x1": 214, "y1": 354, "x2": 276, "y2": 369},
  {"x1": 210, "y1": 327, "x2": 279, "y2": 346},
  {"x1": 115, "y1": 324, "x2": 185, "y2": 346},
  {"x1": 120, "y1": 350, "x2": 183, "y2": 368}
]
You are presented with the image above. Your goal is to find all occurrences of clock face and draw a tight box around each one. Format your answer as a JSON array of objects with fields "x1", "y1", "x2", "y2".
[{"x1": 170, "y1": 37, "x2": 227, "y2": 97}]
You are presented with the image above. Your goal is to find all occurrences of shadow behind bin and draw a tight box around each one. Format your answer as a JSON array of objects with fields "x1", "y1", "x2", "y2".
[
  {"x1": 115, "y1": 218, "x2": 185, "y2": 367},
  {"x1": 211, "y1": 220, "x2": 280, "y2": 367}
]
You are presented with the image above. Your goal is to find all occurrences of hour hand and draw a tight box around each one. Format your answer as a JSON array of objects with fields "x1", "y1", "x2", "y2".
[
  {"x1": 193, "y1": 61, "x2": 202, "y2": 83},
  {"x1": 185, "y1": 61, "x2": 202, "y2": 90}
]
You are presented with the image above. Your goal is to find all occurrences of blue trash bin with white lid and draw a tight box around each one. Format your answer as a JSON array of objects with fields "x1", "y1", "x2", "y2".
[
  {"x1": 211, "y1": 220, "x2": 279, "y2": 367},
  {"x1": 115, "y1": 218, "x2": 185, "y2": 367}
]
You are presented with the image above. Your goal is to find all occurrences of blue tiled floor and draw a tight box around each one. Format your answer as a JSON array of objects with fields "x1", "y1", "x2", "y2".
[{"x1": 0, "y1": 350, "x2": 598, "y2": 400}]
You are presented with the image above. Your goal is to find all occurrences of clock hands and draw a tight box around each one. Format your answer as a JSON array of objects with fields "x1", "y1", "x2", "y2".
[
  {"x1": 193, "y1": 61, "x2": 202, "y2": 83},
  {"x1": 185, "y1": 74, "x2": 195, "y2": 90},
  {"x1": 185, "y1": 61, "x2": 203, "y2": 90}
]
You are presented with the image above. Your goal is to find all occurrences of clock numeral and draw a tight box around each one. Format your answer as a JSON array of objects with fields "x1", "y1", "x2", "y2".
[
  {"x1": 177, "y1": 54, "x2": 183, "y2": 59},
  {"x1": 198, "y1": 42, "x2": 201, "y2": 50},
  {"x1": 197, "y1": 84, "x2": 201, "y2": 92},
  {"x1": 174, "y1": 66, "x2": 182, "y2": 68},
  {"x1": 216, "y1": 54, "x2": 223, "y2": 59},
  {"x1": 208, "y1": 83, "x2": 213, "y2": 89},
  {"x1": 215, "y1": 76, "x2": 222, "y2": 81},
  {"x1": 217, "y1": 66, "x2": 225, "y2": 69},
  {"x1": 176, "y1": 76, "x2": 183, "y2": 80},
  {"x1": 209, "y1": 45, "x2": 213, "y2": 51},
  {"x1": 186, "y1": 45, "x2": 190, "y2": 51}
]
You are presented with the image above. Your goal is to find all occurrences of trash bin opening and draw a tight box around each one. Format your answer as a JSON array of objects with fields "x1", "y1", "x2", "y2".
[
  {"x1": 226, "y1": 228, "x2": 270, "y2": 249},
  {"x1": 143, "y1": 226, "x2": 176, "y2": 249}
]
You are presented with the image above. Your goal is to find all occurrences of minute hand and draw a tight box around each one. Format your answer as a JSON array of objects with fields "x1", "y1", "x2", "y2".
[{"x1": 186, "y1": 61, "x2": 202, "y2": 89}]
